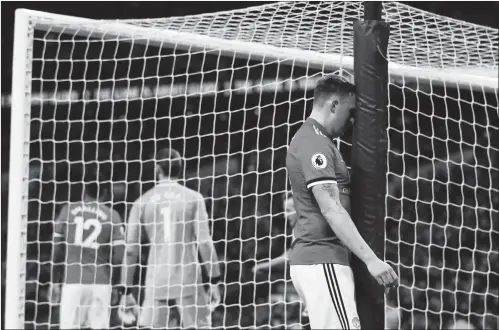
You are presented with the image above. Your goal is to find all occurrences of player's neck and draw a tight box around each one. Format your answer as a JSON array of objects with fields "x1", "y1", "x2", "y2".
[
  {"x1": 309, "y1": 110, "x2": 334, "y2": 136},
  {"x1": 83, "y1": 195, "x2": 97, "y2": 203}
]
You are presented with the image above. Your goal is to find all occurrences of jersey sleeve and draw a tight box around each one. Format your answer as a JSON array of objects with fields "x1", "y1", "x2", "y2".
[
  {"x1": 297, "y1": 137, "x2": 337, "y2": 189},
  {"x1": 126, "y1": 199, "x2": 142, "y2": 245},
  {"x1": 53, "y1": 204, "x2": 69, "y2": 240},
  {"x1": 111, "y1": 210, "x2": 125, "y2": 245},
  {"x1": 193, "y1": 196, "x2": 212, "y2": 243}
]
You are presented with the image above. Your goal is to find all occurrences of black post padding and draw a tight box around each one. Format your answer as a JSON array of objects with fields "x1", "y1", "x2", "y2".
[
  {"x1": 363, "y1": 2, "x2": 383, "y2": 21},
  {"x1": 351, "y1": 18, "x2": 390, "y2": 330}
]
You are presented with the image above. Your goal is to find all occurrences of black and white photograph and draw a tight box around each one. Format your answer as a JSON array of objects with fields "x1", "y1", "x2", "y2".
[{"x1": 1, "y1": 1, "x2": 498, "y2": 329}]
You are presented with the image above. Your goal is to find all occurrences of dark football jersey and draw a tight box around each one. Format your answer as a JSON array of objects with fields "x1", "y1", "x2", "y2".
[
  {"x1": 286, "y1": 118, "x2": 351, "y2": 266},
  {"x1": 54, "y1": 199, "x2": 124, "y2": 284}
]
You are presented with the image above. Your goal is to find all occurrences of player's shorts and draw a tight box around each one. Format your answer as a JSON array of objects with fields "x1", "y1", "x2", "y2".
[
  {"x1": 290, "y1": 263, "x2": 361, "y2": 329},
  {"x1": 59, "y1": 284, "x2": 112, "y2": 329},
  {"x1": 140, "y1": 288, "x2": 211, "y2": 329}
]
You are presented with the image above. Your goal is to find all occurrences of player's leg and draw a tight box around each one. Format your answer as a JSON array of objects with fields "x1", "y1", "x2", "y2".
[
  {"x1": 87, "y1": 284, "x2": 112, "y2": 329},
  {"x1": 78, "y1": 284, "x2": 95, "y2": 329},
  {"x1": 138, "y1": 291, "x2": 156, "y2": 329},
  {"x1": 164, "y1": 299, "x2": 182, "y2": 329},
  {"x1": 59, "y1": 284, "x2": 83, "y2": 329},
  {"x1": 177, "y1": 288, "x2": 211, "y2": 329},
  {"x1": 329, "y1": 264, "x2": 361, "y2": 329},
  {"x1": 290, "y1": 264, "x2": 359, "y2": 329},
  {"x1": 301, "y1": 304, "x2": 311, "y2": 330},
  {"x1": 140, "y1": 295, "x2": 181, "y2": 329}
]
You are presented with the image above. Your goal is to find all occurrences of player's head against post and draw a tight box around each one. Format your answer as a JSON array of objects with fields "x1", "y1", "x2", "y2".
[
  {"x1": 156, "y1": 147, "x2": 183, "y2": 181},
  {"x1": 312, "y1": 73, "x2": 356, "y2": 137}
]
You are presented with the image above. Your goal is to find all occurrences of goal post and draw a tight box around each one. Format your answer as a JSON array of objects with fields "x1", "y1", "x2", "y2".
[
  {"x1": 5, "y1": 9, "x2": 34, "y2": 329},
  {"x1": 351, "y1": 2, "x2": 390, "y2": 328},
  {"x1": 5, "y1": 2, "x2": 498, "y2": 329}
]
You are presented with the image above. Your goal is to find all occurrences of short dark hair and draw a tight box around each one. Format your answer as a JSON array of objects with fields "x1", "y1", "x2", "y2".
[
  {"x1": 156, "y1": 148, "x2": 183, "y2": 178},
  {"x1": 84, "y1": 171, "x2": 110, "y2": 200},
  {"x1": 313, "y1": 73, "x2": 356, "y2": 106}
]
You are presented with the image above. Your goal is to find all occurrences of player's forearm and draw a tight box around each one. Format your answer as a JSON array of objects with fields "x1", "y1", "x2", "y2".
[
  {"x1": 112, "y1": 245, "x2": 125, "y2": 285},
  {"x1": 120, "y1": 246, "x2": 139, "y2": 287},
  {"x1": 323, "y1": 209, "x2": 377, "y2": 265},
  {"x1": 269, "y1": 249, "x2": 289, "y2": 267},
  {"x1": 312, "y1": 183, "x2": 378, "y2": 265},
  {"x1": 112, "y1": 244, "x2": 125, "y2": 266},
  {"x1": 51, "y1": 238, "x2": 65, "y2": 283},
  {"x1": 198, "y1": 241, "x2": 221, "y2": 279}
]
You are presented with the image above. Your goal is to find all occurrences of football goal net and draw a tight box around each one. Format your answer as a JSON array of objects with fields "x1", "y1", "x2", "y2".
[{"x1": 5, "y1": 1, "x2": 498, "y2": 329}]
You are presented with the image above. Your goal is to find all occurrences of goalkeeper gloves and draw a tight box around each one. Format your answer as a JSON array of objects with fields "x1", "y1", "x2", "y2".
[
  {"x1": 208, "y1": 277, "x2": 222, "y2": 311},
  {"x1": 116, "y1": 286, "x2": 139, "y2": 326}
]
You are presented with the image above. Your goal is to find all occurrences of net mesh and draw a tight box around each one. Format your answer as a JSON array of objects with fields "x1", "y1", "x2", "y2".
[{"x1": 8, "y1": 1, "x2": 498, "y2": 329}]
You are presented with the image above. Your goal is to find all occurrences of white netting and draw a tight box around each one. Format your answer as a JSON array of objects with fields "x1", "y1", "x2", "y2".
[
  {"x1": 7, "y1": 1, "x2": 498, "y2": 329},
  {"x1": 123, "y1": 1, "x2": 497, "y2": 72}
]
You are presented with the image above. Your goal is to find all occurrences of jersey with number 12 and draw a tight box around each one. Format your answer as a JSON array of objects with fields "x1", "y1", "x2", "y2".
[{"x1": 54, "y1": 200, "x2": 124, "y2": 285}]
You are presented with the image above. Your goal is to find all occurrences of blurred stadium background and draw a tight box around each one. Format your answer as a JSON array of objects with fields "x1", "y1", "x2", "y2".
[{"x1": 1, "y1": 2, "x2": 498, "y2": 329}]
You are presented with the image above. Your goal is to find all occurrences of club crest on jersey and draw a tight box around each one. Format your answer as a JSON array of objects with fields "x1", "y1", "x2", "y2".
[
  {"x1": 352, "y1": 317, "x2": 361, "y2": 328},
  {"x1": 311, "y1": 153, "x2": 327, "y2": 169}
]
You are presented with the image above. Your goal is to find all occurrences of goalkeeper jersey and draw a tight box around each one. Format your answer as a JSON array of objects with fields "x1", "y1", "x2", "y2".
[
  {"x1": 54, "y1": 199, "x2": 124, "y2": 285},
  {"x1": 126, "y1": 181, "x2": 212, "y2": 299},
  {"x1": 286, "y1": 118, "x2": 351, "y2": 266}
]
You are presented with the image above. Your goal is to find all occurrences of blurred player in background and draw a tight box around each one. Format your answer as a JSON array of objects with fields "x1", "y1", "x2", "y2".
[
  {"x1": 50, "y1": 174, "x2": 125, "y2": 329},
  {"x1": 286, "y1": 74, "x2": 398, "y2": 329},
  {"x1": 252, "y1": 191, "x2": 310, "y2": 329},
  {"x1": 253, "y1": 191, "x2": 296, "y2": 273},
  {"x1": 120, "y1": 148, "x2": 222, "y2": 329}
]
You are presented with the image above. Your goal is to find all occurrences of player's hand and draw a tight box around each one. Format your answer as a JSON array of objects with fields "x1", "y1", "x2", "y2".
[
  {"x1": 118, "y1": 294, "x2": 139, "y2": 326},
  {"x1": 366, "y1": 258, "x2": 399, "y2": 292},
  {"x1": 111, "y1": 287, "x2": 121, "y2": 305},
  {"x1": 208, "y1": 282, "x2": 222, "y2": 311},
  {"x1": 252, "y1": 261, "x2": 270, "y2": 274},
  {"x1": 47, "y1": 283, "x2": 61, "y2": 304}
]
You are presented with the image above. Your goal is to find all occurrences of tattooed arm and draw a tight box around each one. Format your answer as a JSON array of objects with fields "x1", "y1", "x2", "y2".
[{"x1": 311, "y1": 183, "x2": 378, "y2": 265}]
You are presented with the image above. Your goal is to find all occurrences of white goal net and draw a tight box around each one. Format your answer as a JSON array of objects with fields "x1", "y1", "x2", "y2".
[{"x1": 5, "y1": 1, "x2": 498, "y2": 329}]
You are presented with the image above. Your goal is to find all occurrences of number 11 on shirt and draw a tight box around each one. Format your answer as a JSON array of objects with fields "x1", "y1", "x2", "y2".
[{"x1": 160, "y1": 207, "x2": 172, "y2": 242}]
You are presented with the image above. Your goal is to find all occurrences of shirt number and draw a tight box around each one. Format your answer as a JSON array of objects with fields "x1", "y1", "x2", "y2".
[
  {"x1": 74, "y1": 216, "x2": 102, "y2": 249},
  {"x1": 160, "y1": 207, "x2": 172, "y2": 242}
]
